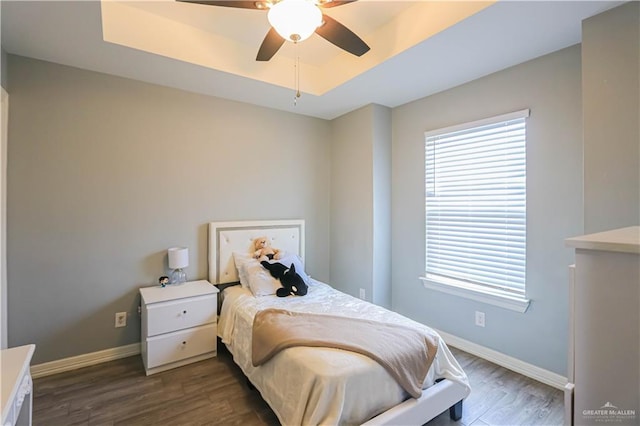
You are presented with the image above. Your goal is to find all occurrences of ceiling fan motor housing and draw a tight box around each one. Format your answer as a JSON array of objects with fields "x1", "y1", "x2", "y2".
[{"x1": 267, "y1": 0, "x2": 323, "y2": 42}]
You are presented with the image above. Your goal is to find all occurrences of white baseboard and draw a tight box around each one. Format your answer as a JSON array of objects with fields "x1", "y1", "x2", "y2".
[
  {"x1": 31, "y1": 343, "x2": 141, "y2": 379},
  {"x1": 435, "y1": 329, "x2": 568, "y2": 390}
]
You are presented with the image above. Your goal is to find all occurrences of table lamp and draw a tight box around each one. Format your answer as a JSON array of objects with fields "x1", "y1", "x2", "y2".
[{"x1": 168, "y1": 246, "x2": 188, "y2": 285}]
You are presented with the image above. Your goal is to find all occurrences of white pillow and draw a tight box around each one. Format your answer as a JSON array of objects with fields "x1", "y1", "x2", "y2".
[
  {"x1": 232, "y1": 252, "x2": 253, "y2": 288},
  {"x1": 233, "y1": 252, "x2": 280, "y2": 296},
  {"x1": 267, "y1": 253, "x2": 310, "y2": 285},
  {"x1": 244, "y1": 260, "x2": 282, "y2": 297}
]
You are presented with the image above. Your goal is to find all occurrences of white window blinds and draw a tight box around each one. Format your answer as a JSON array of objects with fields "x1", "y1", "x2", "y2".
[{"x1": 425, "y1": 110, "x2": 528, "y2": 296}]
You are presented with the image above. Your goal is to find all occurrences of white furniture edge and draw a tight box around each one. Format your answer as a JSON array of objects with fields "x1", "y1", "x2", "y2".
[
  {"x1": 564, "y1": 383, "x2": 575, "y2": 426},
  {"x1": 435, "y1": 328, "x2": 568, "y2": 390},
  {"x1": 565, "y1": 225, "x2": 640, "y2": 254},
  {"x1": 209, "y1": 219, "x2": 469, "y2": 425},
  {"x1": 1, "y1": 344, "x2": 35, "y2": 426},
  {"x1": 208, "y1": 219, "x2": 305, "y2": 284},
  {"x1": 31, "y1": 343, "x2": 140, "y2": 379},
  {"x1": 567, "y1": 264, "x2": 575, "y2": 384}
]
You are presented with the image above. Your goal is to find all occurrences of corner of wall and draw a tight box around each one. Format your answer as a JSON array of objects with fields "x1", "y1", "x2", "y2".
[
  {"x1": 582, "y1": 1, "x2": 640, "y2": 233},
  {"x1": 329, "y1": 104, "x2": 393, "y2": 308},
  {"x1": 1, "y1": 48, "x2": 7, "y2": 90}
]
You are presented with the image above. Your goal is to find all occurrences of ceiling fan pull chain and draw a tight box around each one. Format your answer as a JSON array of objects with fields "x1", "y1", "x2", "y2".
[
  {"x1": 296, "y1": 55, "x2": 301, "y2": 100},
  {"x1": 294, "y1": 42, "x2": 301, "y2": 106}
]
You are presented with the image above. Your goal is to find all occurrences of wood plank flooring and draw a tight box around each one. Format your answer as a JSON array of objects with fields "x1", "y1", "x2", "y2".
[
  {"x1": 426, "y1": 348, "x2": 564, "y2": 426},
  {"x1": 32, "y1": 345, "x2": 564, "y2": 426}
]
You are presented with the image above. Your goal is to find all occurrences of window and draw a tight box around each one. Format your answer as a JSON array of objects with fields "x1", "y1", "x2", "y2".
[{"x1": 421, "y1": 110, "x2": 530, "y2": 312}]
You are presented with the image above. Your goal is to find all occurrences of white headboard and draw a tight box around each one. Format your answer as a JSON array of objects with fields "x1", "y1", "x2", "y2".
[{"x1": 208, "y1": 219, "x2": 305, "y2": 285}]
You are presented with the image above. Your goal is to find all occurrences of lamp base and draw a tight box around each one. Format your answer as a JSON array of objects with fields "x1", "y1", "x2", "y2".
[{"x1": 170, "y1": 268, "x2": 187, "y2": 285}]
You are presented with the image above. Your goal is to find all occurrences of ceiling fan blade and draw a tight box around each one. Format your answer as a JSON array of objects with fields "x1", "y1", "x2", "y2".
[
  {"x1": 176, "y1": 0, "x2": 263, "y2": 9},
  {"x1": 315, "y1": 14, "x2": 370, "y2": 57},
  {"x1": 256, "y1": 27, "x2": 286, "y2": 61},
  {"x1": 318, "y1": 0, "x2": 357, "y2": 8}
]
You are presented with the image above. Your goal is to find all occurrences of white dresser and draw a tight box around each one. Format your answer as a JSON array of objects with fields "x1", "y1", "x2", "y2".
[
  {"x1": 566, "y1": 226, "x2": 639, "y2": 426},
  {"x1": 140, "y1": 280, "x2": 219, "y2": 375},
  {"x1": 1, "y1": 344, "x2": 35, "y2": 426}
]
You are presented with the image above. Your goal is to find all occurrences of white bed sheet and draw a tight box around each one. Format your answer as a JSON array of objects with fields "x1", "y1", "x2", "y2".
[{"x1": 218, "y1": 279, "x2": 470, "y2": 426}]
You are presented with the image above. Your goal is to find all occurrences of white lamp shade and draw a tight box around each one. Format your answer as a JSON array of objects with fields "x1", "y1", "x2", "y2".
[
  {"x1": 168, "y1": 247, "x2": 189, "y2": 269},
  {"x1": 267, "y1": 0, "x2": 322, "y2": 42}
]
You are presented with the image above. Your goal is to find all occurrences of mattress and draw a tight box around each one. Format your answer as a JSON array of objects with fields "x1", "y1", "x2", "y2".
[{"x1": 218, "y1": 279, "x2": 470, "y2": 425}]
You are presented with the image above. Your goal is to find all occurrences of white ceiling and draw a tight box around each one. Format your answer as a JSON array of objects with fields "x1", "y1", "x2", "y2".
[{"x1": 1, "y1": 0, "x2": 624, "y2": 120}]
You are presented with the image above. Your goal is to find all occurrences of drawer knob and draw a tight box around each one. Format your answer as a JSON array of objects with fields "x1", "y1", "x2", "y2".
[
  {"x1": 183, "y1": 310, "x2": 187, "y2": 314},
  {"x1": 182, "y1": 341, "x2": 187, "y2": 345}
]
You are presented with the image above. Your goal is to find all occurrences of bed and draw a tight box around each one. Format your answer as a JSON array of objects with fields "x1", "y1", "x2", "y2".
[{"x1": 209, "y1": 219, "x2": 471, "y2": 425}]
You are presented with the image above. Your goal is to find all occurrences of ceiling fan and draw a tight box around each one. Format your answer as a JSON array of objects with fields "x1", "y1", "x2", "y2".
[{"x1": 177, "y1": 0, "x2": 370, "y2": 61}]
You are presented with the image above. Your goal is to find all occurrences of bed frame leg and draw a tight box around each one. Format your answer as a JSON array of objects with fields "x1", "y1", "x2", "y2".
[{"x1": 449, "y1": 400, "x2": 463, "y2": 421}]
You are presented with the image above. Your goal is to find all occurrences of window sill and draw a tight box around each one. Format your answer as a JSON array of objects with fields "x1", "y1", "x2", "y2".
[{"x1": 420, "y1": 276, "x2": 530, "y2": 313}]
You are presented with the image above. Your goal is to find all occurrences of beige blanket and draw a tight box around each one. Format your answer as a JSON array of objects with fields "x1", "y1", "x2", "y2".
[{"x1": 251, "y1": 308, "x2": 439, "y2": 399}]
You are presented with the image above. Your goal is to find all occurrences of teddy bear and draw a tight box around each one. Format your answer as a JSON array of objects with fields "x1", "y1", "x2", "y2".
[
  {"x1": 252, "y1": 236, "x2": 283, "y2": 262},
  {"x1": 261, "y1": 261, "x2": 308, "y2": 297}
]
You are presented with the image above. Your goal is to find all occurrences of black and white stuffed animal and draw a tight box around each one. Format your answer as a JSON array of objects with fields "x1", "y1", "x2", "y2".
[{"x1": 261, "y1": 261, "x2": 308, "y2": 297}]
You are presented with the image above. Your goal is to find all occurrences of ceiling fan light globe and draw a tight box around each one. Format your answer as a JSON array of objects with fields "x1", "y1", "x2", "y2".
[{"x1": 267, "y1": 0, "x2": 322, "y2": 42}]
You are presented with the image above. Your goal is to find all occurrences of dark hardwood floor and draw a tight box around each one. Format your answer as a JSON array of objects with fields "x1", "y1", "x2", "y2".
[
  {"x1": 32, "y1": 345, "x2": 564, "y2": 426},
  {"x1": 426, "y1": 348, "x2": 564, "y2": 426}
]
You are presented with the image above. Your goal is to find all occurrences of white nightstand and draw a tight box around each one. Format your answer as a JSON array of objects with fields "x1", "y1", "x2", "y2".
[{"x1": 139, "y1": 280, "x2": 219, "y2": 375}]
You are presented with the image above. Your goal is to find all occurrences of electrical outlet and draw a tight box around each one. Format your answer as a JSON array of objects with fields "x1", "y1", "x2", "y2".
[
  {"x1": 475, "y1": 311, "x2": 485, "y2": 327},
  {"x1": 115, "y1": 312, "x2": 127, "y2": 328},
  {"x1": 359, "y1": 288, "x2": 365, "y2": 299}
]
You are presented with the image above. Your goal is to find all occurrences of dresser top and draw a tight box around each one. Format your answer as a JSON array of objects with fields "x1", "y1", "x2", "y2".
[
  {"x1": 140, "y1": 280, "x2": 218, "y2": 304},
  {"x1": 565, "y1": 226, "x2": 640, "y2": 254},
  {"x1": 1, "y1": 344, "x2": 35, "y2": 424}
]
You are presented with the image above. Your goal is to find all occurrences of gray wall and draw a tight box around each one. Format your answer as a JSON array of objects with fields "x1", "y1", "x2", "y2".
[
  {"x1": 582, "y1": 1, "x2": 640, "y2": 234},
  {"x1": 1, "y1": 49, "x2": 6, "y2": 90},
  {"x1": 1, "y1": 0, "x2": 6, "y2": 89},
  {"x1": 1, "y1": 33, "x2": 6, "y2": 348},
  {"x1": 371, "y1": 105, "x2": 391, "y2": 308},
  {"x1": 391, "y1": 45, "x2": 584, "y2": 375},
  {"x1": 7, "y1": 55, "x2": 331, "y2": 363},
  {"x1": 330, "y1": 104, "x2": 391, "y2": 307},
  {"x1": 1, "y1": 0, "x2": 7, "y2": 348}
]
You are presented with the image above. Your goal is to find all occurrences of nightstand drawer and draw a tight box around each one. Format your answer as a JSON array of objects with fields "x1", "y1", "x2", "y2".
[
  {"x1": 146, "y1": 323, "x2": 217, "y2": 369},
  {"x1": 146, "y1": 294, "x2": 216, "y2": 336}
]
